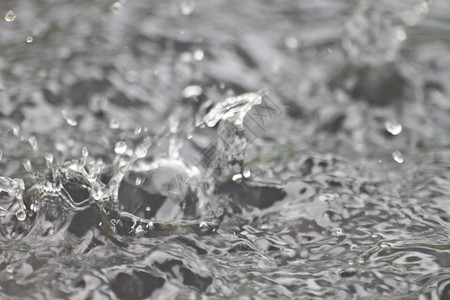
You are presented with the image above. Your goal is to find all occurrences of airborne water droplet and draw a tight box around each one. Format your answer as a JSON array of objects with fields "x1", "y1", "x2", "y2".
[
  {"x1": 111, "y1": 2, "x2": 123, "y2": 14},
  {"x1": 26, "y1": 36, "x2": 33, "y2": 43},
  {"x1": 179, "y1": 0, "x2": 195, "y2": 15},
  {"x1": 23, "y1": 159, "x2": 33, "y2": 173},
  {"x1": 392, "y1": 150, "x2": 404, "y2": 164},
  {"x1": 114, "y1": 141, "x2": 127, "y2": 155},
  {"x1": 181, "y1": 85, "x2": 203, "y2": 98},
  {"x1": 385, "y1": 120, "x2": 402, "y2": 135},
  {"x1": 5, "y1": 11, "x2": 16, "y2": 22},
  {"x1": 62, "y1": 110, "x2": 78, "y2": 126}
]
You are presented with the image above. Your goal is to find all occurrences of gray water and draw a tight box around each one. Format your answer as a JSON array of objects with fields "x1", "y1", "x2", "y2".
[{"x1": 0, "y1": 0, "x2": 450, "y2": 299}]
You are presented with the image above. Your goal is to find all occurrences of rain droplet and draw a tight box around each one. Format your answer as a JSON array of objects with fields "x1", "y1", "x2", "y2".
[
  {"x1": 26, "y1": 36, "x2": 33, "y2": 43},
  {"x1": 385, "y1": 120, "x2": 402, "y2": 135},
  {"x1": 62, "y1": 110, "x2": 78, "y2": 126},
  {"x1": 111, "y1": 2, "x2": 123, "y2": 14},
  {"x1": 396, "y1": 29, "x2": 407, "y2": 41},
  {"x1": 114, "y1": 141, "x2": 127, "y2": 155},
  {"x1": 392, "y1": 150, "x2": 404, "y2": 164},
  {"x1": 145, "y1": 206, "x2": 151, "y2": 212},
  {"x1": 181, "y1": 85, "x2": 203, "y2": 98},
  {"x1": 5, "y1": 11, "x2": 16, "y2": 22},
  {"x1": 179, "y1": 0, "x2": 195, "y2": 15},
  {"x1": 15, "y1": 209, "x2": 26, "y2": 221}
]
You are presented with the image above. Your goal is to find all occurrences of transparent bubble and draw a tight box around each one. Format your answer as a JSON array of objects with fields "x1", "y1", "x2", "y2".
[
  {"x1": 385, "y1": 120, "x2": 402, "y2": 135},
  {"x1": 114, "y1": 141, "x2": 127, "y2": 155},
  {"x1": 26, "y1": 36, "x2": 33, "y2": 43},
  {"x1": 5, "y1": 11, "x2": 16, "y2": 22},
  {"x1": 392, "y1": 150, "x2": 404, "y2": 164},
  {"x1": 111, "y1": 2, "x2": 123, "y2": 14}
]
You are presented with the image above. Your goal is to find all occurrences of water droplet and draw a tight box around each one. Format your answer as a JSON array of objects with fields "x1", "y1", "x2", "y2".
[
  {"x1": 62, "y1": 110, "x2": 78, "y2": 126},
  {"x1": 392, "y1": 150, "x2": 404, "y2": 164},
  {"x1": 135, "y1": 225, "x2": 143, "y2": 234},
  {"x1": 45, "y1": 153, "x2": 53, "y2": 165},
  {"x1": 134, "y1": 125, "x2": 142, "y2": 135},
  {"x1": 114, "y1": 141, "x2": 127, "y2": 155},
  {"x1": 285, "y1": 36, "x2": 299, "y2": 49},
  {"x1": 15, "y1": 209, "x2": 26, "y2": 221},
  {"x1": 135, "y1": 177, "x2": 142, "y2": 185},
  {"x1": 23, "y1": 159, "x2": 33, "y2": 173},
  {"x1": 231, "y1": 173, "x2": 243, "y2": 182},
  {"x1": 243, "y1": 168, "x2": 251, "y2": 178},
  {"x1": 81, "y1": 147, "x2": 89, "y2": 158},
  {"x1": 193, "y1": 49, "x2": 204, "y2": 61},
  {"x1": 28, "y1": 136, "x2": 38, "y2": 151},
  {"x1": 109, "y1": 118, "x2": 120, "y2": 129},
  {"x1": 179, "y1": 0, "x2": 195, "y2": 15},
  {"x1": 145, "y1": 206, "x2": 151, "y2": 212},
  {"x1": 111, "y1": 2, "x2": 123, "y2": 14},
  {"x1": 385, "y1": 120, "x2": 402, "y2": 135},
  {"x1": 26, "y1": 36, "x2": 33, "y2": 43},
  {"x1": 5, "y1": 11, "x2": 16, "y2": 22},
  {"x1": 396, "y1": 29, "x2": 407, "y2": 41},
  {"x1": 181, "y1": 85, "x2": 203, "y2": 98}
]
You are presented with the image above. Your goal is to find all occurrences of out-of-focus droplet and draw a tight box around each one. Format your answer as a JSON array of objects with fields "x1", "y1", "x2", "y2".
[
  {"x1": 81, "y1": 147, "x2": 89, "y2": 158},
  {"x1": 114, "y1": 141, "x2": 127, "y2": 155},
  {"x1": 145, "y1": 206, "x2": 151, "y2": 212},
  {"x1": 181, "y1": 85, "x2": 203, "y2": 98},
  {"x1": 109, "y1": 119, "x2": 120, "y2": 129},
  {"x1": 134, "y1": 125, "x2": 142, "y2": 135},
  {"x1": 45, "y1": 153, "x2": 53, "y2": 165},
  {"x1": 28, "y1": 136, "x2": 38, "y2": 151},
  {"x1": 392, "y1": 150, "x2": 404, "y2": 163},
  {"x1": 111, "y1": 2, "x2": 123, "y2": 14},
  {"x1": 5, "y1": 11, "x2": 16, "y2": 22},
  {"x1": 179, "y1": 0, "x2": 195, "y2": 15},
  {"x1": 135, "y1": 177, "x2": 142, "y2": 185},
  {"x1": 15, "y1": 209, "x2": 26, "y2": 221},
  {"x1": 62, "y1": 110, "x2": 78, "y2": 126},
  {"x1": 193, "y1": 49, "x2": 204, "y2": 61},
  {"x1": 396, "y1": 29, "x2": 407, "y2": 41},
  {"x1": 23, "y1": 159, "x2": 33, "y2": 173},
  {"x1": 243, "y1": 168, "x2": 251, "y2": 178},
  {"x1": 26, "y1": 36, "x2": 33, "y2": 43},
  {"x1": 285, "y1": 36, "x2": 299, "y2": 49},
  {"x1": 385, "y1": 120, "x2": 402, "y2": 135}
]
